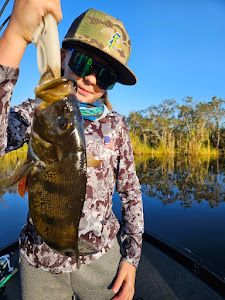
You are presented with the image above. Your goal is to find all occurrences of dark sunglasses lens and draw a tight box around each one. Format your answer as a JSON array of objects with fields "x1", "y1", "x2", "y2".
[
  {"x1": 97, "y1": 68, "x2": 116, "y2": 90},
  {"x1": 69, "y1": 52, "x2": 91, "y2": 77},
  {"x1": 69, "y1": 50, "x2": 117, "y2": 90}
]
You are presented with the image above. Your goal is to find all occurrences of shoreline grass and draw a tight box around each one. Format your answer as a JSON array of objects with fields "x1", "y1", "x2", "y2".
[{"x1": 130, "y1": 133, "x2": 219, "y2": 157}]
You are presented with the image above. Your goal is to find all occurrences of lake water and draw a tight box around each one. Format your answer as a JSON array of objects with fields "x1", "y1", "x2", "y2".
[
  {"x1": 1, "y1": 154, "x2": 225, "y2": 280},
  {"x1": 114, "y1": 155, "x2": 225, "y2": 281}
]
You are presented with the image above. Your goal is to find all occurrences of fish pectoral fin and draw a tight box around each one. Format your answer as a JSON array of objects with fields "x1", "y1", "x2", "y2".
[
  {"x1": 17, "y1": 176, "x2": 28, "y2": 198},
  {"x1": 78, "y1": 238, "x2": 99, "y2": 255},
  {"x1": 0, "y1": 161, "x2": 34, "y2": 189},
  {"x1": 87, "y1": 153, "x2": 102, "y2": 168}
]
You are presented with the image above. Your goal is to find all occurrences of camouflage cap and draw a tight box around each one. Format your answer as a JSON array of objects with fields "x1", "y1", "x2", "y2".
[{"x1": 62, "y1": 9, "x2": 136, "y2": 85}]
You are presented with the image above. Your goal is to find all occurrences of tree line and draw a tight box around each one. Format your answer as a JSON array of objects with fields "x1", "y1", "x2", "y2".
[{"x1": 127, "y1": 96, "x2": 225, "y2": 156}]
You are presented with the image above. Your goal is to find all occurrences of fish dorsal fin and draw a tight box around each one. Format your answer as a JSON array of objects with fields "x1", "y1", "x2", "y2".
[{"x1": 86, "y1": 153, "x2": 101, "y2": 168}]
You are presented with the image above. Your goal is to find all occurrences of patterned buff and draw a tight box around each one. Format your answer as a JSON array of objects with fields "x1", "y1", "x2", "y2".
[{"x1": 79, "y1": 100, "x2": 107, "y2": 121}]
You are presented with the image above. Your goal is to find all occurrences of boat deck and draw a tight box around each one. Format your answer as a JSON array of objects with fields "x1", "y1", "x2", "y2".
[
  {"x1": 0, "y1": 239, "x2": 224, "y2": 300},
  {"x1": 135, "y1": 240, "x2": 223, "y2": 299}
]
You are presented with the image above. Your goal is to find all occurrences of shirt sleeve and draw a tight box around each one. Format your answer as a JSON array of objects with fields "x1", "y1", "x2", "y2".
[
  {"x1": 116, "y1": 117, "x2": 144, "y2": 269},
  {"x1": 0, "y1": 64, "x2": 35, "y2": 156}
]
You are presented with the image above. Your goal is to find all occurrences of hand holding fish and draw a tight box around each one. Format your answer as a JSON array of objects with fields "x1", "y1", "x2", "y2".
[
  {"x1": 9, "y1": 0, "x2": 62, "y2": 43},
  {"x1": 0, "y1": 0, "x2": 62, "y2": 68}
]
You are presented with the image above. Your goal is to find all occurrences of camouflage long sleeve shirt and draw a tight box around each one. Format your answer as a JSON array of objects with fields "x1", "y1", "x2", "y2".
[{"x1": 0, "y1": 65, "x2": 144, "y2": 273}]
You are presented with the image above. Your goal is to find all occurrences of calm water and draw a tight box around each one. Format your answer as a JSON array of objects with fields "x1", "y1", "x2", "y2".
[
  {"x1": 1, "y1": 154, "x2": 225, "y2": 280},
  {"x1": 114, "y1": 155, "x2": 225, "y2": 280}
]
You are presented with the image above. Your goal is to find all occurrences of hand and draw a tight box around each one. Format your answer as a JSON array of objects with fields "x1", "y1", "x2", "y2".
[
  {"x1": 8, "y1": 0, "x2": 62, "y2": 44},
  {"x1": 112, "y1": 260, "x2": 136, "y2": 300},
  {"x1": 0, "y1": 0, "x2": 62, "y2": 67}
]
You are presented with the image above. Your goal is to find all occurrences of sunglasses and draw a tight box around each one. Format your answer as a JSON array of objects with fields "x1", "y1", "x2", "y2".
[{"x1": 68, "y1": 50, "x2": 117, "y2": 90}]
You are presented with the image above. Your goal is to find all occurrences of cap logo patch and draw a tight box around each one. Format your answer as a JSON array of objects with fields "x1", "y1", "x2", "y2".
[{"x1": 108, "y1": 32, "x2": 122, "y2": 50}]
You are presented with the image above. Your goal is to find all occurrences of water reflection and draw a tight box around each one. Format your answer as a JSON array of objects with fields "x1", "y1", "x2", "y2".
[
  {"x1": 135, "y1": 155, "x2": 225, "y2": 208},
  {"x1": 1, "y1": 148, "x2": 225, "y2": 280},
  {"x1": 133, "y1": 154, "x2": 225, "y2": 280},
  {"x1": 1, "y1": 150, "x2": 225, "y2": 208}
]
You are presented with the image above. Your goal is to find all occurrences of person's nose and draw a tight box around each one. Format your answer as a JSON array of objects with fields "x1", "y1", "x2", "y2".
[{"x1": 83, "y1": 73, "x2": 97, "y2": 85}]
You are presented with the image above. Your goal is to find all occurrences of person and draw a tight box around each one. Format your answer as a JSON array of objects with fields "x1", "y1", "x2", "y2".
[{"x1": 0, "y1": 1, "x2": 144, "y2": 300}]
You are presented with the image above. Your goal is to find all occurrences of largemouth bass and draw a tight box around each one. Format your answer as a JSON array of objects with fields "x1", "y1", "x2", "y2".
[
  {"x1": 1, "y1": 78, "x2": 99, "y2": 263},
  {"x1": 28, "y1": 94, "x2": 86, "y2": 258}
]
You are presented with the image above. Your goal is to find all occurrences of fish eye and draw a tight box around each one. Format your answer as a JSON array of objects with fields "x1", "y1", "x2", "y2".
[{"x1": 58, "y1": 117, "x2": 69, "y2": 130}]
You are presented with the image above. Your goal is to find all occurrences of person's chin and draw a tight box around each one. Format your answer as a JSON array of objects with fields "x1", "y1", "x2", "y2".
[{"x1": 75, "y1": 93, "x2": 94, "y2": 104}]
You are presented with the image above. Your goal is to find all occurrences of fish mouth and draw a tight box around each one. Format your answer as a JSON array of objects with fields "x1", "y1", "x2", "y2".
[{"x1": 35, "y1": 77, "x2": 74, "y2": 104}]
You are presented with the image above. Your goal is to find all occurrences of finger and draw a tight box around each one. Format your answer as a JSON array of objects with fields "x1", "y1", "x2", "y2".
[
  {"x1": 44, "y1": 0, "x2": 63, "y2": 22},
  {"x1": 128, "y1": 289, "x2": 135, "y2": 300},
  {"x1": 113, "y1": 282, "x2": 130, "y2": 300},
  {"x1": 111, "y1": 272, "x2": 124, "y2": 294}
]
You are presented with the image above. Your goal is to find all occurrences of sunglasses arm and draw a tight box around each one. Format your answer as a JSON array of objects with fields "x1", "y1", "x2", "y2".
[{"x1": 31, "y1": 14, "x2": 61, "y2": 79}]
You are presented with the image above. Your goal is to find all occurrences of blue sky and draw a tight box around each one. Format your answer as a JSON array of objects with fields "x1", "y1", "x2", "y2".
[{"x1": 2, "y1": 0, "x2": 225, "y2": 116}]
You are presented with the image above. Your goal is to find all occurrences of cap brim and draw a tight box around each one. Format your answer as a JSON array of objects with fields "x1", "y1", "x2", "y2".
[{"x1": 62, "y1": 40, "x2": 137, "y2": 85}]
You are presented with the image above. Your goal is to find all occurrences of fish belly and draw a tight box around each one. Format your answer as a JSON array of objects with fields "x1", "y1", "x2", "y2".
[{"x1": 28, "y1": 152, "x2": 86, "y2": 256}]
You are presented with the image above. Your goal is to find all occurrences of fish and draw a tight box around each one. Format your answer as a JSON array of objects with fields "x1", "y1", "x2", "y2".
[
  {"x1": 35, "y1": 72, "x2": 75, "y2": 105},
  {"x1": 1, "y1": 78, "x2": 100, "y2": 264}
]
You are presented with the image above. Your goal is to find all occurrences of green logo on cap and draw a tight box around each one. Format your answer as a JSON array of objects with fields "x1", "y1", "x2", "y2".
[{"x1": 108, "y1": 32, "x2": 122, "y2": 50}]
